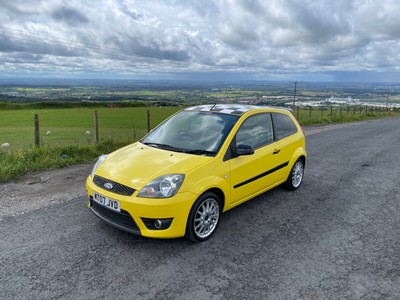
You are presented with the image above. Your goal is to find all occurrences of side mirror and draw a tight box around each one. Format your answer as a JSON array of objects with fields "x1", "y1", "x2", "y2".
[{"x1": 235, "y1": 144, "x2": 254, "y2": 156}]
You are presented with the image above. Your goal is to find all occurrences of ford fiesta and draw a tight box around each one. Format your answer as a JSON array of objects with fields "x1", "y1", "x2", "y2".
[{"x1": 86, "y1": 104, "x2": 306, "y2": 242}]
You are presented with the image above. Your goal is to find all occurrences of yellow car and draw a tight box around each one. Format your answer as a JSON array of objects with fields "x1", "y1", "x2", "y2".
[{"x1": 86, "y1": 104, "x2": 306, "y2": 242}]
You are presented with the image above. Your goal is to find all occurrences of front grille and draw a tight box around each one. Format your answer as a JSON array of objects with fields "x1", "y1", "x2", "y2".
[
  {"x1": 93, "y1": 175, "x2": 135, "y2": 196},
  {"x1": 90, "y1": 198, "x2": 140, "y2": 234}
]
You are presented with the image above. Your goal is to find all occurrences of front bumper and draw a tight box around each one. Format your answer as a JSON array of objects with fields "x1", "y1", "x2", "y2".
[
  {"x1": 89, "y1": 197, "x2": 141, "y2": 235},
  {"x1": 86, "y1": 177, "x2": 198, "y2": 239}
]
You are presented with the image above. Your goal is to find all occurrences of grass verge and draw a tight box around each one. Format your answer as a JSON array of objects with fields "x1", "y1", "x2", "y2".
[{"x1": 0, "y1": 139, "x2": 129, "y2": 183}]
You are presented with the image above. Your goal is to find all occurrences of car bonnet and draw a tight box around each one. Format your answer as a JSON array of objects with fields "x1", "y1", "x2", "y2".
[{"x1": 95, "y1": 142, "x2": 212, "y2": 191}]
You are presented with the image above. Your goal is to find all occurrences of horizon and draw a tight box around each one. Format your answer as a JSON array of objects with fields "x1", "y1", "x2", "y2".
[{"x1": 1, "y1": 77, "x2": 400, "y2": 87}]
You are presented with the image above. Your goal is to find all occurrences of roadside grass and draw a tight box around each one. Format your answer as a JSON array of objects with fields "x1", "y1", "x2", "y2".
[
  {"x1": 1, "y1": 105, "x2": 399, "y2": 182},
  {"x1": 0, "y1": 139, "x2": 129, "y2": 183}
]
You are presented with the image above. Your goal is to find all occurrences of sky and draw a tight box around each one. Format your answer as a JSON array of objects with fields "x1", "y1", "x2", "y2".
[{"x1": 1, "y1": 0, "x2": 400, "y2": 82}]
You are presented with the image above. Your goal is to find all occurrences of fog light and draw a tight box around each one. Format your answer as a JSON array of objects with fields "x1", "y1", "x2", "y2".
[
  {"x1": 141, "y1": 218, "x2": 173, "y2": 230},
  {"x1": 154, "y1": 219, "x2": 163, "y2": 229}
]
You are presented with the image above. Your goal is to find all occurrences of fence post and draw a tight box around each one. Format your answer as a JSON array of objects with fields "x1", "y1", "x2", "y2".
[
  {"x1": 309, "y1": 106, "x2": 312, "y2": 117},
  {"x1": 147, "y1": 109, "x2": 151, "y2": 133},
  {"x1": 34, "y1": 113, "x2": 40, "y2": 147},
  {"x1": 296, "y1": 107, "x2": 300, "y2": 120},
  {"x1": 94, "y1": 110, "x2": 99, "y2": 144}
]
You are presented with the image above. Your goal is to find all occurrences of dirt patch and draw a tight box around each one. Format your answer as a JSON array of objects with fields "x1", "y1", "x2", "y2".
[{"x1": 0, "y1": 164, "x2": 92, "y2": 219}]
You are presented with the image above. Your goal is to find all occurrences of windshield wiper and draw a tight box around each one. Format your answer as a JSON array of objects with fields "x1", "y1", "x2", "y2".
[
  {"x1": 142, "y1": 142, "x2": 215, "y2": 156},
  {"x1": 184, "y1": 149, "x2": 216, "y2": 156},
  {"x1": 142, "y1": 142, "x2": 184, "y2": 153}
]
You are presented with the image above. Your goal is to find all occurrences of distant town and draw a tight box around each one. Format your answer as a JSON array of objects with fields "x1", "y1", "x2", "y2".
[{"x1": 0, "y1": 78, "x2": 399, "y2": 108}]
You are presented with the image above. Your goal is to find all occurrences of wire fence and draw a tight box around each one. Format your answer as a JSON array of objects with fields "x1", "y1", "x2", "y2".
[
  {"x1": 1, "y1": 105, "x2": 399, "y2": 151},
  {"x1": 0, "y1": 107, "x2": 180, "y2": 150},
  {"x1": 293, "y1": 105, "x2": 400, "y2": 125},
  {"x1": 33, "y1": 109, "x2": 155, "y2": 148}
]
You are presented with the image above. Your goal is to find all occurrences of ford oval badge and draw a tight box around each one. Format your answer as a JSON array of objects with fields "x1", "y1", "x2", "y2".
[{"x1": 104, "y1": 182, "x2": 113, "y2": 190}]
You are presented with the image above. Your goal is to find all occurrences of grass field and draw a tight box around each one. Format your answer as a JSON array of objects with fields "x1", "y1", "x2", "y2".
[
  {"x1": 0, "y1": 106, "x2": 181, "y2": 149},
  {"x1": 1, "y1": 105, "x2": 400, "y2": 150},
  {"x1": 1, "y1": 104, "x2": 399, "y2": 182}
]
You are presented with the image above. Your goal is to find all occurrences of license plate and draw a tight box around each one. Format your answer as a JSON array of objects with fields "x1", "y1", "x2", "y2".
[{"x1": 93, "y1": 192, "x2": 120, "y2": 212}]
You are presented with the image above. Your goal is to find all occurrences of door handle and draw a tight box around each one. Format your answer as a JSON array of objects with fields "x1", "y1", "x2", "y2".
[{"x1": 273, "y1": 149, "x2": 280, "y2": 154}]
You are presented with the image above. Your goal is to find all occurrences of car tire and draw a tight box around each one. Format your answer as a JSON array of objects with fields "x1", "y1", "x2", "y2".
[
  {"x1": 285, "y1": 158, "x2": 304, "y2": 190},
  {"x1": 185, "y1": 192, "x2": 221, "y2": 242}
]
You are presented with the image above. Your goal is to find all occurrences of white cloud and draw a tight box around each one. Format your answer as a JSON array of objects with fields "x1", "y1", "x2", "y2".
[{"x1": 0, "y1": 0, "x2": 400, "y2": 81}]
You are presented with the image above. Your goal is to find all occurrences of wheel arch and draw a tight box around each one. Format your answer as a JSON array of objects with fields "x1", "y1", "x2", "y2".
[
  {"x1": 187, "y1": 176, "x2": 228, "y2": 211},
  {"x1": 203, "y1": 188, "x2": 225, "y2": 213},
  {"x1": 290, "y1": 147, "x2": 307, "y2": 168},
  {"x1": 297, "y1": 154, "x2": 306, "y2": 165}
]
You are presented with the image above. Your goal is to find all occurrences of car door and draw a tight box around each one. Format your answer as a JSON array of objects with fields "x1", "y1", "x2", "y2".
[
  {"x1": 227, "y1": 113, "x2": 288, "y2": 206},
  {"x1": 271, "y1": 112, "x2": 301, "y2": 175}
]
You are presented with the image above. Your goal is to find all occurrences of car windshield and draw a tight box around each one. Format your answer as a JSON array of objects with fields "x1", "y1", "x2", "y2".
[{"x1": 141, "y1": 110, "x2": 239, "y2": 155}]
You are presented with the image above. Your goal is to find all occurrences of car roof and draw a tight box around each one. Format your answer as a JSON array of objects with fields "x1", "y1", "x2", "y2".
[{"x1": 185, "y1": 104, "x2": 292, "y2": 116}]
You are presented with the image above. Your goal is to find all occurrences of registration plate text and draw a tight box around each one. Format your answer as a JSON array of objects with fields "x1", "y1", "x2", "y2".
[{"x1": 93, "y1": 192, "x2": 120, "y2": 212}]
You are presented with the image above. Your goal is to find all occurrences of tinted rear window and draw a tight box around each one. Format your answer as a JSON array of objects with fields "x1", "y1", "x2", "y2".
[
  {"x1": 272, "y1": 113, "x2": 298, "y2": 140},
  {"x1": 235, "y1": 113, "x2": 273, "y2": 149}
]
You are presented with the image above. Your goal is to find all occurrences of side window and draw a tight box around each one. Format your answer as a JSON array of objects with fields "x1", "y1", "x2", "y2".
[
  {"x1": 272, "y1": 113, "x2": 298, "y2": 140},
  {"x1": 236, "y1": 113, "x2": 273, "y2": 149}
]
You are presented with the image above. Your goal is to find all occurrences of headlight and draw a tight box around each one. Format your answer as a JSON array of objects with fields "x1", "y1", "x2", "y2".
[
  {"x1": 90, "y1": 154, "x2": 108, "y2": 178},
  {"x1": 138, "y1": 174, "x2": 185, "y2": 198}
]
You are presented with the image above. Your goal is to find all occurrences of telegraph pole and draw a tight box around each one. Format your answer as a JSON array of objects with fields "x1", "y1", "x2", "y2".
[
  {"x1": 292, "y1": 81, "x2": 298, "y2": 109},
  {"x1": 386, "y1": 94, "x2": 390, "y2": 111}
]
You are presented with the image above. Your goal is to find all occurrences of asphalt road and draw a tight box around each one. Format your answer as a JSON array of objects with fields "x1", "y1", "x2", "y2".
[{"x1": 1, "y1": 118, "x2": 400, "y2": 299}]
